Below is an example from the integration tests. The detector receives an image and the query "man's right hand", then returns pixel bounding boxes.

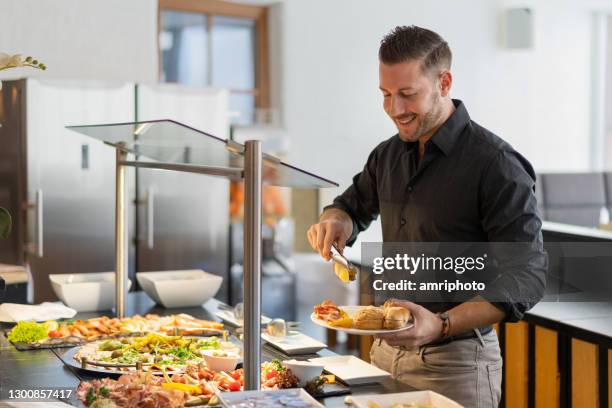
[307,208,353,261]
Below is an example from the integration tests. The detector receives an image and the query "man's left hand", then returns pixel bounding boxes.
[376,300,443,348]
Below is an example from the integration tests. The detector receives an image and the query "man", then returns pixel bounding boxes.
[307,26,546,407]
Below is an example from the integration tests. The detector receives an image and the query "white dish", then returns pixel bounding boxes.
[261,331,326,355]
[218,388,323,407]
[308,355,390,385]
[310,305,413,335]
[282,359,324,386]
[136,269,222,308]
[352,390,463,408]
[215,309,271,327]
[49,272,132,312]
[201,349,241,372]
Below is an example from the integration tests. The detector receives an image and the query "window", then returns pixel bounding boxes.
[159,0,269,125]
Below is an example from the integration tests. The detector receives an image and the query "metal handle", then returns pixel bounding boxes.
[35,190,43,257]
[26,190,44,257]
[146,187,154,249]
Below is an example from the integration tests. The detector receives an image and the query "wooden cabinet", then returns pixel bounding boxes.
[505,322,529,408]
[502,319,610,408]
[571,339,599,408]
[535,327,559,408]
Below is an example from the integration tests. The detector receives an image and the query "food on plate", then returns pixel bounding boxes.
[303,375,329,396]
[261,359,300,389]
[383,306,412,330]
[212,359,299,392]
[354,306,385,330]
[7,321,49,343]
[76,371,215,408]
[74,333,238,373]
[6,313,224,347]
[313,299,348,323]
[313,300,412,331]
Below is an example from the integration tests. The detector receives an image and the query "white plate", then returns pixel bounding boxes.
[218,388,323,407]
[308,355,390,385]
[352,391,463,408]
[215,309,271,327]
[310,305,413,335]
[261,331,327,355]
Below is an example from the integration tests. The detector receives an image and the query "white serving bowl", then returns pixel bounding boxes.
[201,349,241,372]
[283,359,325,386]
[136,269,222,308]
[49,272,132,312]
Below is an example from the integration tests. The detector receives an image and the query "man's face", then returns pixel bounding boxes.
[379,60,445,142]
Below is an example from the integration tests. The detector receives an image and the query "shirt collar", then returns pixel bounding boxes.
[429,99,471,156]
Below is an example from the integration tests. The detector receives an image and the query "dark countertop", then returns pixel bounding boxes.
[0,291,414,407]
[524,297,612,346]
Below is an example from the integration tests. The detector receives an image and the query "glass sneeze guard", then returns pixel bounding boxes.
[66,119,338,188]
[67,119,338,391]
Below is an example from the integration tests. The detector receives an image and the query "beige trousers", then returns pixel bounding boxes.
[370,330,503,408]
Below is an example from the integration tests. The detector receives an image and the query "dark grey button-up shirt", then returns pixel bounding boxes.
[327,99,547,322]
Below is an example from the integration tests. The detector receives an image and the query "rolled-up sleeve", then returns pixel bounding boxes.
[324,148,380,246]
[478,150,548,322]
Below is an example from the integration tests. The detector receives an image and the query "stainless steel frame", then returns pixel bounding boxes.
[115,147,129,318]
[243,140,262,390]
[111,140,264,388]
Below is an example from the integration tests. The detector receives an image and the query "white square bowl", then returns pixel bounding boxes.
[49,272,132,312]
[136,269,222,308]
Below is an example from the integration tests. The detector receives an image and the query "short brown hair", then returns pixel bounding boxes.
[379,25,452,75]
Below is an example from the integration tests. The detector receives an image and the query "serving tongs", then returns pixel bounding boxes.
[330,244,358,283]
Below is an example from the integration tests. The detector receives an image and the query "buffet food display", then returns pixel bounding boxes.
[2,297,462,407]
[5,313,225,349]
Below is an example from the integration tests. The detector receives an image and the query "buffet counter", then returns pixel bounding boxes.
[0,291,414,407]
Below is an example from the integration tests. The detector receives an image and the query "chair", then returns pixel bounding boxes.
[539,172,607,227]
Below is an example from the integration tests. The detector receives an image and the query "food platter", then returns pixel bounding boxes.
[60,333,241,377]
[5,313,225,350]
[311,305,413,335]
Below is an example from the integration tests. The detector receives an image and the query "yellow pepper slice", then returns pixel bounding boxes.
[162,382,202,394]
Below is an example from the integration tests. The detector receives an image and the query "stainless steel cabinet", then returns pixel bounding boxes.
[0,79,230,304]
[135,84,230,302]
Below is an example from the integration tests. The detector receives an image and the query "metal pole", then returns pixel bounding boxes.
[115,146,129,318]
[243,140,262,390]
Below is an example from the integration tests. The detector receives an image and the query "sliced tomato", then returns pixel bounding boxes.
[48,330,62,338]
[265,369,277,380]
[227,381,241,392]
[230,370,242,380]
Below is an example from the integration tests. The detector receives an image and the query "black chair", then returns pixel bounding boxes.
[539,172,607,227]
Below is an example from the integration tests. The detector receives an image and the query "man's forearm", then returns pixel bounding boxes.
[447,297,506,336]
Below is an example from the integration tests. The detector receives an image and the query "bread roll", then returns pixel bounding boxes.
[354,306,385,330]
[383,306,411,329]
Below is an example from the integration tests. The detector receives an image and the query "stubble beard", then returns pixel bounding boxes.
[398,91,444,142]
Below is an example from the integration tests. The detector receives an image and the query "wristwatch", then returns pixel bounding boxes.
[438,311,451,339]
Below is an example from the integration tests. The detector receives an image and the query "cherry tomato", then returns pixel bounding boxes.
[230,371,241,380]
[227,381,241,392]
[48,330,61,338]
[265,369,277,380]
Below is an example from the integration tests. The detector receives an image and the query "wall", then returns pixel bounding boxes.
[270,0,612,234]
[0,0,158,83]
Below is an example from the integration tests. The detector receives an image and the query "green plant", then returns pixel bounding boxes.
[0,207,11,239]
[0,53,46,91]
